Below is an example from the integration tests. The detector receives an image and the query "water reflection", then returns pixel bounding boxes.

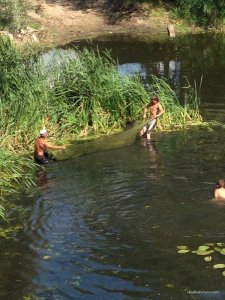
[67,32,225,122]
[140,138,157,157]
[36,168,48,187]
[118,59,182,91]
[118,62,147,79]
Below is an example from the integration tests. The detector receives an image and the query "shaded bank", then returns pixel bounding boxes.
[28,0,202,47]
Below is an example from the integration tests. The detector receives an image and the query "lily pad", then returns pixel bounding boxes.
[196,250,214,256]
[197,245,210,252]
[217,243,225,247]
[204,256,212,262]
[213,264,225,269]
[214,246,222,252]
[42,255,50,260]
[177,246,188,250]
[219,248,225,255]
[204,243,215,247]
[165,284,174,288]
[178,249,190,254]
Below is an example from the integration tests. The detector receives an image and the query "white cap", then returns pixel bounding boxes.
[39,129,47,136]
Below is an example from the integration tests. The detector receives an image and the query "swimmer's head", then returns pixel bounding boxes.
[216,179,225,189]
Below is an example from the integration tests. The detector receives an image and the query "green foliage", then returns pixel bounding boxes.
[50,48,148,133]
[175,0,225,28]
[0,0,30,32]
[149,75,202,130]
[113,0,225,28]
[177,242,225,277]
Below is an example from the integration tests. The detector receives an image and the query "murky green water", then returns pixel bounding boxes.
[2,33,225,299]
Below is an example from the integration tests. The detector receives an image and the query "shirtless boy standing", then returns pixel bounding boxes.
[139,96,164,141]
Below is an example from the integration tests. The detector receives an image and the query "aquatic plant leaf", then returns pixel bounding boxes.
[217,243,225,247]
[42,256,50,260]
[178,249,189,254]
[197,245,210,252]
[213,264,225,269]
[219,248,225,255]
[0,232,7,238]
[222,271,225,276]
[165,284,174,288]
[177,246,188,250]
[196,250,214,256]
[204,243,214,246]
[214,246,222,252]
[204,256,212,262]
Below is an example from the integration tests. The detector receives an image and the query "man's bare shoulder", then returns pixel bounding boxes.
[215,188,225,199]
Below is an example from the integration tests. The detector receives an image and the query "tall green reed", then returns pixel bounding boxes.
[47,48,149,135]
[149,75,202,131]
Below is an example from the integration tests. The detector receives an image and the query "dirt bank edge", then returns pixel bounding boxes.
[28,1,203,47]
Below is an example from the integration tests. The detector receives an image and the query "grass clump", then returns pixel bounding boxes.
[0,0,31,32]
[149,75,202,131]
[172,0,225,29]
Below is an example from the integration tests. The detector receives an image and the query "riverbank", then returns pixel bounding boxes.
[28,0,202,46]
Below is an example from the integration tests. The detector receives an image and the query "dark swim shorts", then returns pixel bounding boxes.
[34,152,57,164]
[34,154,49,164]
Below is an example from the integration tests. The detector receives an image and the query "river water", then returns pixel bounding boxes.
[2,33,225,300]
[70,32,225,122]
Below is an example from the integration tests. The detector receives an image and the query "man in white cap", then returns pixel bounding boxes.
[34,129,66,164]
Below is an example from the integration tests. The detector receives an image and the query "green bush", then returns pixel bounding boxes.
[175,0,225,27]
[0,0,30,32]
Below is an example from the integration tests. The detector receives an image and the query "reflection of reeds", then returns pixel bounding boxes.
[0,38,203,220]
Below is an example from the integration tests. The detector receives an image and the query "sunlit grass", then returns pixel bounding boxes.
[149,75,202,131]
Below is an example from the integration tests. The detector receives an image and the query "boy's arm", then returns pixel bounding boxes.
[45,141,65,150]
[156,103,164,118]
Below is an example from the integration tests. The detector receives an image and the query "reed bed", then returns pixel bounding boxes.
[149,75,202,131]
[0,37,203,220]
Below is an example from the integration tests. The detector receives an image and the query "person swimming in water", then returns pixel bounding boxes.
[214,179,225,200]
[139,96,164,142]
[34,129,66,164]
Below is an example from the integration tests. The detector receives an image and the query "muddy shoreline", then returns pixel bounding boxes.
[28,0,200,47]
